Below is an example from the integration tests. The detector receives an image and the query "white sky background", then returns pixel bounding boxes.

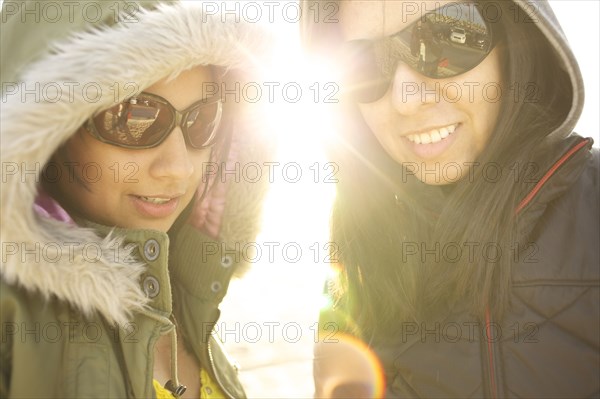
[551,0,600,144]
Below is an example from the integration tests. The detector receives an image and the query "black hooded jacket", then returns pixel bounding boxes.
[311,0,599,397]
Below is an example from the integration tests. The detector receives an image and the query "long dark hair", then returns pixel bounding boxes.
[302,0,573,338]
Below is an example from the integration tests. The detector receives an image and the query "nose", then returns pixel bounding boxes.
[149,127,195,181]
[389,62,438,116]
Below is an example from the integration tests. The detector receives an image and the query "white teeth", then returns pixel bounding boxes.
[140,196,170,204]
[406,124,457,144]
[420,133,432,144]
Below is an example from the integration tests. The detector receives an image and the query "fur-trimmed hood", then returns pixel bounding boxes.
[1,0,272,325]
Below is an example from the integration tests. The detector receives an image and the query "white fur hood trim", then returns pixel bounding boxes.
[0,1,271,325]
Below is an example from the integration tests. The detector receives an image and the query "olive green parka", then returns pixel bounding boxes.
[0,1,273,397]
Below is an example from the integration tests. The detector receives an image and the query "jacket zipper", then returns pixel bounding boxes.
[484,137,591,399]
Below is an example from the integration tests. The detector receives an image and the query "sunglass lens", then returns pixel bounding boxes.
[346,2,494,103]
[386,2,493,79]
[184,101,221,149]
[93,98,172,147]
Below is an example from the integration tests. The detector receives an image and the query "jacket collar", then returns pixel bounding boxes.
[78,218,174,317]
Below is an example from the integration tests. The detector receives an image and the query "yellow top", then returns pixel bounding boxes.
[153,369,226,398]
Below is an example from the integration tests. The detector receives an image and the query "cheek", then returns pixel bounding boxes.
[461,84,502,146]
[480,96,502,137]
[193,148,212,170]
[189,148,214,185]
[64,132,126,174]
[59,133,143,201]
[460,49,503,148]
[358,102,390,141]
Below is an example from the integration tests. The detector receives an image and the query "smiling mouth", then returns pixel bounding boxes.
[139,196,171,204]
[135,195,181,205]
[405,124,458,144]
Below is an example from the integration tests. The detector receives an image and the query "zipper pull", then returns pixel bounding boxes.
[164,380,187,398]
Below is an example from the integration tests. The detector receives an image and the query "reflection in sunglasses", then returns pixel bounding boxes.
[102,101,161,144]
[340,2,496,103]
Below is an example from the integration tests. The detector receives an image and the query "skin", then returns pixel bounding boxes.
[340,0,503,185]
[314,335,384,398]
[154,333,201,398]
[50,66,215,232]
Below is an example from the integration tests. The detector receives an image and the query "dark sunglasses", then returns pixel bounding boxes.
[340,1,499,103]
[85,92,222,149]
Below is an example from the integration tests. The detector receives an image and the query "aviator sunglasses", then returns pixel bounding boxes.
[85,92,222,149]
[340,1,499,103]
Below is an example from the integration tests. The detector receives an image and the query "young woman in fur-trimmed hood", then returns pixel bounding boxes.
[1,1,272,398]
[302,0,599,397]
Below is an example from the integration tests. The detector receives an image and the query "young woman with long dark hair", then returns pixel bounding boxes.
[302,0,599,397]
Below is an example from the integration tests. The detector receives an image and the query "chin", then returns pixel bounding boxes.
[417,175,460,186]
[124,218,176,233]
[148,220,176,233]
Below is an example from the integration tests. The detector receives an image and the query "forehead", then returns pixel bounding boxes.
[339,0,463,40]
[144,66,214,110]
